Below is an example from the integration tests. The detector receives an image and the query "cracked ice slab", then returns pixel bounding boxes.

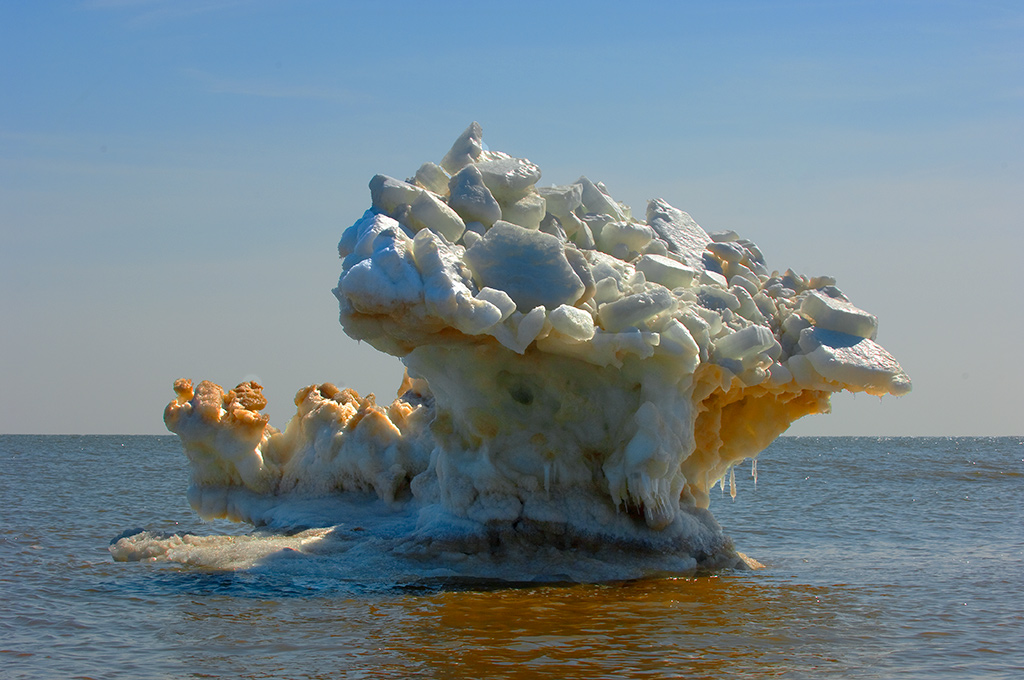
[798,327,911,396]
[646,198,712,269]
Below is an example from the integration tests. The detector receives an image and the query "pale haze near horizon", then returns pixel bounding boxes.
[1,1,1021,436]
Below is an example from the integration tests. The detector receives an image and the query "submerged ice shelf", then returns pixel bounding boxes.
[139,124,910,581]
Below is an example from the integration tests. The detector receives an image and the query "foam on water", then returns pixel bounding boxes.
[114,124,910,582]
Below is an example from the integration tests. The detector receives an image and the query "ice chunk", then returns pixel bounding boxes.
[406,190,466,243]
[646,198,712,269]
[570,222,596,250]
[577,176,626,221]
[707,241,746,264]
[463,221,585,311]
[339,229,422,315]
[440,121,485,174]
[448,164,502,227]
[644,238,670,257]
[475,287,517,322]
[713,325,776,364]
[767,361,793,386]
[563,247,596,304]
[657,319,700,359]
[369,174,423,215]
[597,285,675,332]
[697,285,740,312]
[489,306,548,353]
[730,272,760,297]
[537,184,583,217]
[410,229,503,334]
[593,276,623,305]
[338,211,413,269]
[596,221,655,255]
[731,286,766,324]
[587,250,634,288]
[800,290,878,340]
[500,191,546,230]
[798,327,911,396]
[475,156,542,200]
[753,291,777,319]
[699,269,728,288]
[725,261,760,287]
[634,254,697,290]
[462,230,481,248]
[413,162,450,196]
[549,304,596,341]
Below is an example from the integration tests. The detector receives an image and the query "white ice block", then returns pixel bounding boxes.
[713,324,776,364]
[489,306,549,354]
[500,191,546,230]
[338,211,412,268]
[549,304,596,341]
[657,319,700,358]
[475,156,542,200]
[597,285,675,332]
[798,327,911,396]
[406,190,466,243]
[537,184,583,217]
[440,121,485,174]
[596,220,655,255]
[577,176,627,221]
[413,162,450,196]
[475,287,517,322]
[464,221,584,312]
[448,164,502,227]
[707,241,745,263]
[340,230,422,315]
[646,198,712,269]
[800,290,878,340]
[698,269,728,288]
[635,254,697,290]
[369,174,424,215]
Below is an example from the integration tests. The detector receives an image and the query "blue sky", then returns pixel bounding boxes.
[2,0,1021,434]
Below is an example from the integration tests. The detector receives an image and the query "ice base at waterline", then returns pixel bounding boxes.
[117,123,910,581]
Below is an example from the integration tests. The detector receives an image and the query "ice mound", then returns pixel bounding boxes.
[151,123,910,581]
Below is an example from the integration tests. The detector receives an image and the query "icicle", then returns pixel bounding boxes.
[719,473,726,493]
[729,466,737,500]
[543,461,551,495]
[752,458,758,487]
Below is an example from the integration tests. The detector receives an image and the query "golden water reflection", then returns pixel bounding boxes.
[169,571,887,678]
[383,574,865,678]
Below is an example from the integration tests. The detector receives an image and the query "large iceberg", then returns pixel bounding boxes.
[143,124,910,581]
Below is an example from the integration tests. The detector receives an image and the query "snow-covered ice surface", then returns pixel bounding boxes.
[125,124,911,582]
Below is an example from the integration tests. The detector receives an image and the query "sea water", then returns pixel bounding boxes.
[1,435,1021,679]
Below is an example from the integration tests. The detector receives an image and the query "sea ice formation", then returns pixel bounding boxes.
[146,123,911,580]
